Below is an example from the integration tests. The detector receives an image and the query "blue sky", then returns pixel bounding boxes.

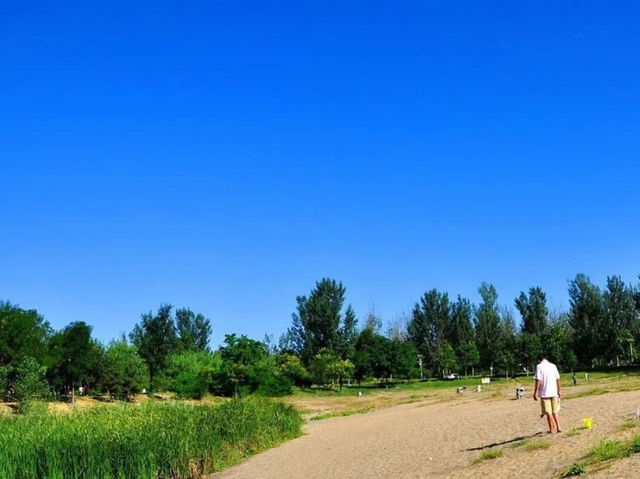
[2,1,639,346]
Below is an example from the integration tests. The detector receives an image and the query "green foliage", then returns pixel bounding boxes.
[0,301,51,366]
[587,439,630,462]
[474,283,501,370]
[408,289,450,372]
[175,308,212,352]
[168,351,222,398]
[474,448,503,463]
[515,287,549,336]
[275,354,310,386]
[561,463,586,477]
[0,398,302,479]
[130,304,177,391]
[99,341,149,400]
[433,343,457,375]
[12,356,48,413]
[46,322,104,394]
[457,341,479,376]
[292,278,356,364]
[603,275,638,365]
[216,334,277,396]
[569,274,606,367]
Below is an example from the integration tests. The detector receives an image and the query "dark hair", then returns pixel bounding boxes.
[537,355,546,362]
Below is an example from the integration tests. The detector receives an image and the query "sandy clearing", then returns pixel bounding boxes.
[209,388,640,479]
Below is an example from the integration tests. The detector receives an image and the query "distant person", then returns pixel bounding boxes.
[533,355,562,434]
[572,372,577,386]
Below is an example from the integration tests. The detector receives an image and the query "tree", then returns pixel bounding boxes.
[274,353,310,386]
[12,356,48,413]
[130,304,177,391]
[497,309,518,378]
[46,321,104,394]
[337,305,358,360]
[474,283,501,371]
[603,276,638,365]
[175,308,212,352]
[309,349,354,389]
[0,301,50,366]
[458,341,479,377]
[216,334,271,396]
[100,341,149,400]
[292,278,355,364]
[448,296,474,354]
[433,343,458,376]
[515,287,549,336]
[568,274,605,367]
[408,289,450,372]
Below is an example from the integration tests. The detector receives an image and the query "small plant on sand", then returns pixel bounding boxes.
[617,419,638,432]
[561,463,586,477]
[525,439,551,451]
[474,449,503,463]
[509,439,529,448]
[587,439,630,462]
[565,428,582,437]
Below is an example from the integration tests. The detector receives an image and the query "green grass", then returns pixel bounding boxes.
[565,428,582,437]
[587,439,631,463]
[562,387,608,400]
[310,407,372,420]
[293,376,510,397]
[509,439,529,448]
[561,463,586,477]
[0,397,302,479]
[473,449,503,463]
[524,439,551,451]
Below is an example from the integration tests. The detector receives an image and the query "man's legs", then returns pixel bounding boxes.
[552,413,562,433]
[545,413,555,433]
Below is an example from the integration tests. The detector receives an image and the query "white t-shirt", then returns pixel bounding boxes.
[534,359,560,398]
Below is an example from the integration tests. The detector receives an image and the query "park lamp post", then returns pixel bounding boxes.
[418,355,423,381]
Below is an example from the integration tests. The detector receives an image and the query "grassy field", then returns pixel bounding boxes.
[287,369,640,419]
[0,397,302,479]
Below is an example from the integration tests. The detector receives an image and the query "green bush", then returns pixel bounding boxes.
[257,374,293,397]
[0,397,302,479]
[175,371,208,399]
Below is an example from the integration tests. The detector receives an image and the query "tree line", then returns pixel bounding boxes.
[2,273,639,410]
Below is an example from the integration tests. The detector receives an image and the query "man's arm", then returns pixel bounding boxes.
[557,378,562,398]
[533,379,540,401]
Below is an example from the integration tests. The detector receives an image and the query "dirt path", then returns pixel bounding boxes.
[210,388,640,479]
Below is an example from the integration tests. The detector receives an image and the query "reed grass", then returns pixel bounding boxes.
[0,397,301,479]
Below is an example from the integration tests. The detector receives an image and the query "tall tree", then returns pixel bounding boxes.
[292,278,354,363]
[603,275,638,365]
[474,283,501,370]
[99,341,149,400]
[337,305,358,360]
[408,289,450,371]
[46,321,104,393]
[515,287,549,336]
[0,301,51,366]
[130,304,177,391]
[568,274,605,367]
[175,308,212,352]
[448,296,474,351]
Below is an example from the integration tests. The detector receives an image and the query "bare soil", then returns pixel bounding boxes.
[209,385,640,479]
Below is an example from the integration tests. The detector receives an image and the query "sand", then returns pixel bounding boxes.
[209,387,640,479]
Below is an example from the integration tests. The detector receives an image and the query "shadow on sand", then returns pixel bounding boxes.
[464,431,545,451]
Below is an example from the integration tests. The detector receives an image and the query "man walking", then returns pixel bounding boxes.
[533,355,562,433]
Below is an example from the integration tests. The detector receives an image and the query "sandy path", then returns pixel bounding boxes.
[210,389,640,479]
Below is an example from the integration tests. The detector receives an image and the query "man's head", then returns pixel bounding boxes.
[537,355,547,363]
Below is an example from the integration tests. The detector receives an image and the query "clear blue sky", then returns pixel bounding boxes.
[2,1,639,346]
